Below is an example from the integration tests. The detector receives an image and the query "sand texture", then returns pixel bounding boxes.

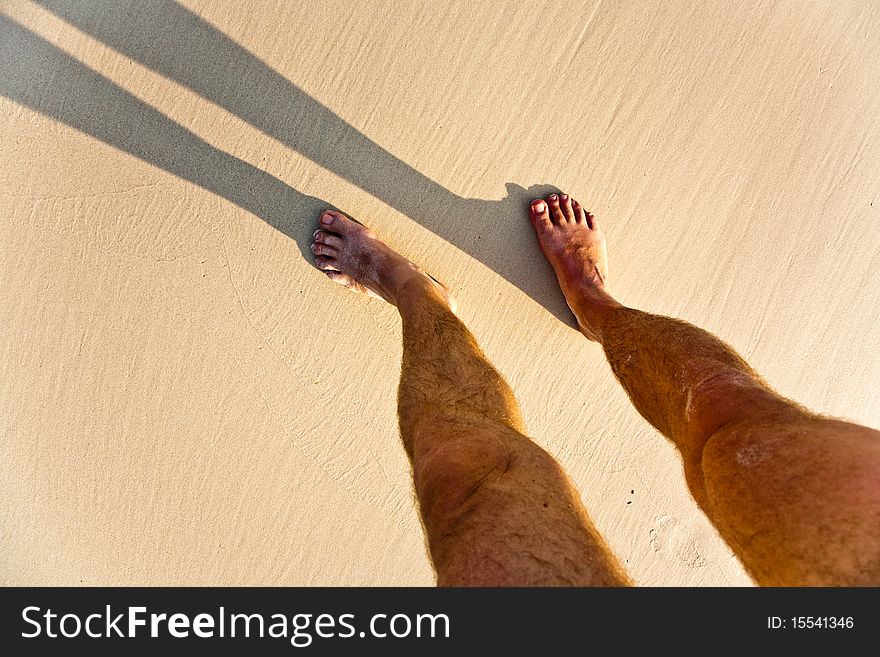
[2,0,879,585]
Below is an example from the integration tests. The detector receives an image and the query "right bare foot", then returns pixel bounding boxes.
[529,193,621,340]
[311,210,455,311]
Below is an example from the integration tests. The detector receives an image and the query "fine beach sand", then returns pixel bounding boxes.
[2,0,879,586]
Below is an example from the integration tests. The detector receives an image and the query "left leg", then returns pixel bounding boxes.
[312,210,629,586]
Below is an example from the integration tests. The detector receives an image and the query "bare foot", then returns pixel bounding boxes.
[311,210,455,310]
[529,193,620,340]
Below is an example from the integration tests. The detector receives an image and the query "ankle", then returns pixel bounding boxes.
[394,271,448,309]
[568,286,623,342]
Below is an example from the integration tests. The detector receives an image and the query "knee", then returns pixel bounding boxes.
[410,417,514,525]
[683,366,792,450]
[694,404,818,515]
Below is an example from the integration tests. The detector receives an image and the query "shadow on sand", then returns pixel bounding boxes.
[1,1,573,324]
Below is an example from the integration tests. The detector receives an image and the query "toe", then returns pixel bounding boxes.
[313,230,343,249]
[547,194,564,224]
[324,271,348,284]
[572,198,587,224]
[530,199,551,229]
[320,210,361,235]
[313,256,339,271]
[311,242,339,257]
[572,199,596,229]
[559,194,575,222]
[585,209,597,230]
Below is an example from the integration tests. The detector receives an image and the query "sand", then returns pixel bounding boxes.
[1,0,879,586]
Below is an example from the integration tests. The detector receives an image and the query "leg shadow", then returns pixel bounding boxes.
[0,16,325,259]
[14,3,576,324]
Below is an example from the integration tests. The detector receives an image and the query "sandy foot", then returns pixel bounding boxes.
[312,210,455,310]
[529,193,617,339]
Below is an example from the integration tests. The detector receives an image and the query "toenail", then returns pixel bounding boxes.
[533,201,546,213]
[549,194,557,200]
[320,213,333,225]
[561,194,568,200]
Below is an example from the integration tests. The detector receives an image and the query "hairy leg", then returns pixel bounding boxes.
[530,193,880,586]
[312,210,629,586]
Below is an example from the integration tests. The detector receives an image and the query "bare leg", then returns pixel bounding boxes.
[312,210,629,586]
[530,193,880,586]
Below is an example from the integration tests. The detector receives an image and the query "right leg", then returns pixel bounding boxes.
[530,193,880,586]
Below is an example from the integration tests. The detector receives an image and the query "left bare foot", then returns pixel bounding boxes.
[311,210,455,309]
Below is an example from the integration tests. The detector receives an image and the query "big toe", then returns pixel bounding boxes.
[319,210,362,235]
[530,199,551,230]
